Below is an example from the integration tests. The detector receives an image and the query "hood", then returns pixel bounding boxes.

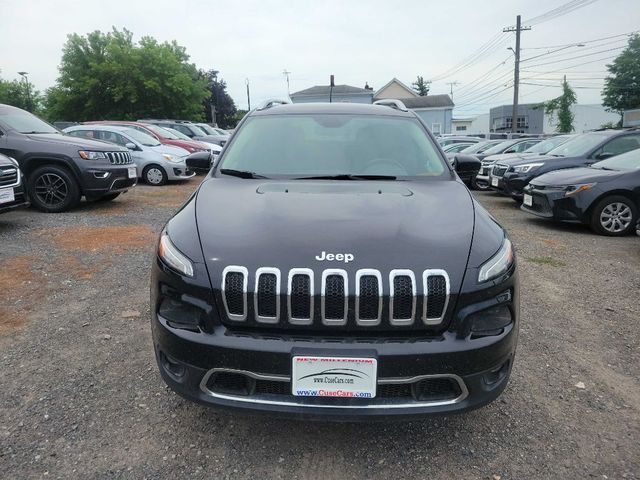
[164,139,207,151]
[149,144,190,157]
[531,167,625,186]
[484,152,538,163]
[195,178,476,294]
[26,133,127,152]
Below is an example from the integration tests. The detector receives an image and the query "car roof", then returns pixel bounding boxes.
[68,124,137,134]
[250,102,416,118]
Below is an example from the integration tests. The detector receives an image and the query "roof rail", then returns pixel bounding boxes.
[256,99,291,111]
[373,99,408,112]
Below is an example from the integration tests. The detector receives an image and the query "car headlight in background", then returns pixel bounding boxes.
[512,163,543,173]
[564,183,596,197]
[158,233,194,277]
[478,237,514,283]
[78,150,107,160]
[162,154,182,163]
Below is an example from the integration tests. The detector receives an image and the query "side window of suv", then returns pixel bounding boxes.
[174,125,193,137]
[593,134,640,159]
[96,131,128,146]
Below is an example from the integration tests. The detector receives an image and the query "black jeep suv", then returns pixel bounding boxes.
[0,104,137,212]
[151,100,519,420]
[0,152,29,214]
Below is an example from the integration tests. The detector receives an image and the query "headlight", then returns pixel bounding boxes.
[7,156,19,167]
[158,233,194,277]
[162,154,182,163]
[478,237,514,283]
[512,163,543,173]
[78,150,107,160]
[564,183,596,197]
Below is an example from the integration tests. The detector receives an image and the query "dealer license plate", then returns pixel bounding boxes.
[524,193,533,207]
[0,188,15,205]
[128,166,137,179]
[292,356,377,398]
[491,177,499,187]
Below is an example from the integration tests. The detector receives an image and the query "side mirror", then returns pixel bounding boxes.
[185,151,214,172]
[453,154,481,175]
[504,148,516,153]
[125,142,138,150]
[596,152,613,160]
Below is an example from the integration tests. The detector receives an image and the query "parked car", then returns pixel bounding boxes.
[459,140,504,155]
[437,136,481,147]
[489,129,640,200]
[475,136,571,190]
[0,104,136,212]
[150,100,519,419]
[64,125,194,186]
[521,147,640,236]
[0,153,29,214]
[192,123,231,145]
[442,142,476,153]
[185,151,214,173]
[138,119,227,146]
[84,121,211,154]
[473,138,543,190]
[162,127,223,157]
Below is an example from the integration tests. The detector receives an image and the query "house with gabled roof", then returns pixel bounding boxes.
[373,78,419,101]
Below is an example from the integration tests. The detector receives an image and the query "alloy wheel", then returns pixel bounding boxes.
[600,202,632,233]
[34,173,69,207]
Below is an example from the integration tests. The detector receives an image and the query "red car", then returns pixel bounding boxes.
[83,121,209,153]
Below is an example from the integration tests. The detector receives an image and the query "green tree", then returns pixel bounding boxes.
[199,69,237,128]
[602,34,640,118]
[45,28,209,122]
[0,72,41,113]
[544,77,577,133]
[412,76,431,96]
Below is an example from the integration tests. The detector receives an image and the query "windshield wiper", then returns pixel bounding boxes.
[219,168,268,179]
[294,174,397,180]
[22,131,54,134]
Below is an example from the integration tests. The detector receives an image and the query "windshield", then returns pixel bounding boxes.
[219,115,447,178]
[0,110,58,134]
[164,127,191,140]
[214,128,228,135]
[592,148,640,170]
[482,140,517,155]
[461,141,500,154]
[145,124,179,140]
[196,123,217,135]
[524,136,571,154]
[123,128,161,146]
[547,133,607,157]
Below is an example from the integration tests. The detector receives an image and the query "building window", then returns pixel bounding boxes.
[517,116,527,128]
[456,125,467,131]
[431,123,441,134]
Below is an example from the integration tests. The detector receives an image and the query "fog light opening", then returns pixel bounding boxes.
[159,297,202,332]
[469,304,513,338]
[483,359,510,386]
[159,351,186,379]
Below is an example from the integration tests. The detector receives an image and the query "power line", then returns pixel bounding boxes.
[524,0,600,26]
[524,46,624,68]
[521,38,627,63]
[521,30,638,50]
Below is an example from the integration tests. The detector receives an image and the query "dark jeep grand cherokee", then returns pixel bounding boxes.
[0,104,137,212]
[151,101,519,420]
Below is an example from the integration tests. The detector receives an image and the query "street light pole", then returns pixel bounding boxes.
[18,71,32,112]
[246,78,251,110]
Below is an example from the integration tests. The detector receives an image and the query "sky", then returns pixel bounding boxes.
[0,0,638,118]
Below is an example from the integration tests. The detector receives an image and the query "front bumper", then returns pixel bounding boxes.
[520,185,592,223]
[78,161,138,197]
[490,172,531,199]
[0,179,29,214]
[166,162,196,181]
[151,257,519,420]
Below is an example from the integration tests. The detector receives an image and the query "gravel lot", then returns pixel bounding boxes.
[1,178,638,479]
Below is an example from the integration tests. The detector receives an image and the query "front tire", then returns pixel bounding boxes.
[28,165,81,213]
[143,165,168,186]
[590,195,637,236]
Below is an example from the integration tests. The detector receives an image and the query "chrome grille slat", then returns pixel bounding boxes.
[106,151,133,165]
[0,167,19,187]
[254,267,280,324]
[422,270,450,325]
[321,269,348,326]
[222,266,248,321]
[355,269,382,326]
[288,268,314,325]
[389,270,416,326]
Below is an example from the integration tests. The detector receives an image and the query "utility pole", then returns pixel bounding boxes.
[329,75,335,103]
[18,71,32,112]
[503,15,530,133]
[282,69,291,96]
[446,81,459,101]
[246,78,251,110]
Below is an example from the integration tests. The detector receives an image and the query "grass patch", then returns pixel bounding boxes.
[525,256,566,267]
